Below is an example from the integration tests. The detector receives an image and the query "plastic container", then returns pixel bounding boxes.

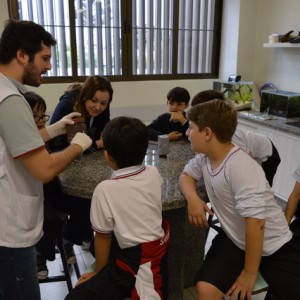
[66,117,86,143]
[158,134,169,158]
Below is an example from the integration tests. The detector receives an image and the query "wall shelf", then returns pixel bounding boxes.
[263,42,300,48]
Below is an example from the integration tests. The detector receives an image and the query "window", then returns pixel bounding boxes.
[9,0,222,82]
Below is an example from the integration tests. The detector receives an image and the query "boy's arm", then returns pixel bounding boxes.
[179,172,212,227]
[76,232,112,286]
[147,115,168,140]
[285,181,300,224]
[226,217,265,300]
[169,111,187,125]
[94,231,113,273]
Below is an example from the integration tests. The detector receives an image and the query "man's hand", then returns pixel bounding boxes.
[226,269,257,300]
[70,132,92,152]
[46,112,81,138]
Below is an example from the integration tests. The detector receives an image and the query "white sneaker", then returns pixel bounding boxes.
[80,241,91,251]
[37,255,48,280]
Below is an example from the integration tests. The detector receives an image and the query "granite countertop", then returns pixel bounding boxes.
[238,111,300,137]
[59,139,207,211]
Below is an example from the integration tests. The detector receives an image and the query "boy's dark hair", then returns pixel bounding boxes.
[188,99,237,143]
[167,87,190,104]
[74,76,113,117]
[102,117,149,169]
[0,19,56,64]
[191,90,224,106]
[23,91,47,112]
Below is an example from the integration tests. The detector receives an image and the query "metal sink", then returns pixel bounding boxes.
[285,121,300,128]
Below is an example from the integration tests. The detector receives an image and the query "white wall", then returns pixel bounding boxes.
[2,0,300,117]
[218,0,240,79]
[254,0,300,93]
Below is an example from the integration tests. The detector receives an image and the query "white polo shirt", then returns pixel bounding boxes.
[292,164,300,183]
[91,164,164,249]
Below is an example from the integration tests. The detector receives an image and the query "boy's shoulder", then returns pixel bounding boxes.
[98,165,160,186]
[152,112,170,120]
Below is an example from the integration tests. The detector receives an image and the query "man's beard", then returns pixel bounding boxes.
[23,62,42,87]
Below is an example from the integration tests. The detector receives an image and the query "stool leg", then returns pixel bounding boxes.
[73,261,81,279]
[56,237,73,292]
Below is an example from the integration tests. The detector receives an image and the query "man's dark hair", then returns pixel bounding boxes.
[102,117,149,169]
[191,90,224,106]
[0,19,57,64]
[167,87,190,104]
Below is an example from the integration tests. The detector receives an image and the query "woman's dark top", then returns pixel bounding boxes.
[147,112,189,141]
[48,90,110,152]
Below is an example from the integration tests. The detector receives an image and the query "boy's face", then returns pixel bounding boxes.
[32,105,48,130]
[167,100,188,112]
[186,121,206,154]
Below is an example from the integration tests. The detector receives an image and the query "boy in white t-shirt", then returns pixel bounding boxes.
[66,116,170,300]
[179,100,300,299]
[191,89,281,186]
[285,164,300,233]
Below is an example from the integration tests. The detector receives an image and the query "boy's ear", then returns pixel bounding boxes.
[204,127,213,139]
[104,150,118,169]
[104,150,113,162]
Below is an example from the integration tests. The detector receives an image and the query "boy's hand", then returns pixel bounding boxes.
[75,271,97,286]
[170,111,187,124]
[168,131,182,141]
[226,269,257,300]
[187,196,212,228]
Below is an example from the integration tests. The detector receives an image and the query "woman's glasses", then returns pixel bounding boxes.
[34,114,50,122]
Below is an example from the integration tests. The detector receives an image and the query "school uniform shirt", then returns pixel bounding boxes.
[292,164,300,183]
[91,165,164,248]
[91,164,168,299]
[233,127,272,164]
[183,145,292,256]
[0,73,45,247]
[292,164,300,218]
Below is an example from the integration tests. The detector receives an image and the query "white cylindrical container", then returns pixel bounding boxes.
[158,134,169,157]
[268,34,279,43]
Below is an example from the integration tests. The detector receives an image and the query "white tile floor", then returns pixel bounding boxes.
[39,245,94,300]
[39,235,267,300]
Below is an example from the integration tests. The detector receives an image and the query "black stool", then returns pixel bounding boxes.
[39,234,81,292]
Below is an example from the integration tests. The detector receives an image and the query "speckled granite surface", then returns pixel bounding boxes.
[59,139,208,210]
[238,111,300,136]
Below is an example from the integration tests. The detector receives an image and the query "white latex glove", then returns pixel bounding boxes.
[46,112,81,139]
[70,132,92,153]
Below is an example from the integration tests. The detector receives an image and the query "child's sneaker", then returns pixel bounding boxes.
[64,242,76,264]
[37,255,48,280]
[80,240,91,251]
